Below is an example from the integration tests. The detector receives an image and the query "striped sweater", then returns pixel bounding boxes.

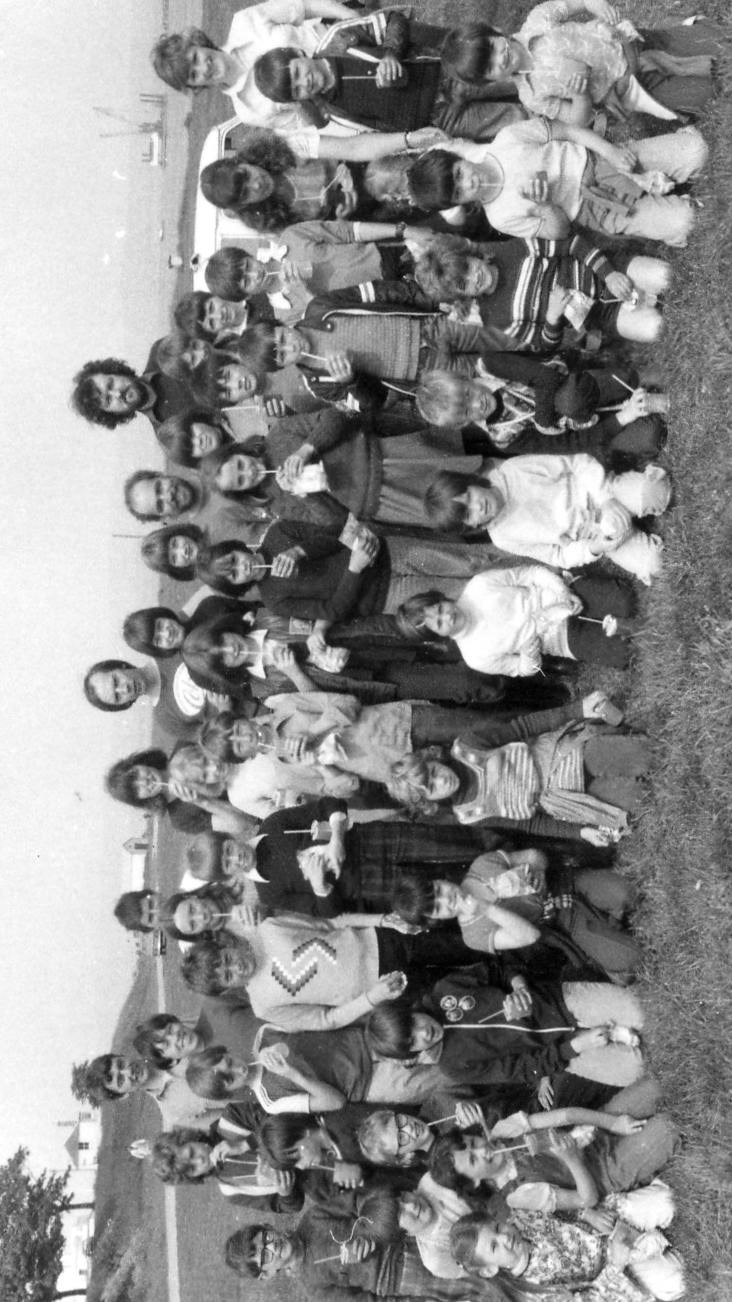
[476,233,615,351]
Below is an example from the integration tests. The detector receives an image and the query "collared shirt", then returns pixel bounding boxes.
[224,0,332,132]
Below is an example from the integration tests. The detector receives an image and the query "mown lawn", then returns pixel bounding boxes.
[91,2,732,1300]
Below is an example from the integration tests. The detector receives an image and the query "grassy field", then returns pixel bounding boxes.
[88,1,732,1300]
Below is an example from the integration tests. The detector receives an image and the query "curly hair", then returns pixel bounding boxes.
[180,933,252,995]
[185,1044,252,1099]
[386,748,449,816]
[413,234,485,301]
[132,1012,180,1064]
[71,358,139,430]
[83,659,137,712]
[201,131,300,232]
[151,27,218,92]
[152,1127,214,1184]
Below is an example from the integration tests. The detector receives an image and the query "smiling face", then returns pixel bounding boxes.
[218,364,259,405]
[234,252,269,294]
[425,760,461,802]
[174,896,218,936]
[214,454,265,494]
[222,838,256,876]
[458,257,499,299]
[250,1228,297,1279]
[420,599,466,639]
[484,35,522,79]
[167,534,199,570]
[177,1139,214,1179]
[185,45,230,89]
[202,296,246,335]
[451,157,504,205]
[153,616,185,652]
[234,165,275,207]
[91,666,146,708]
[219,632,255,670]
[452,1136,509,1188]
[213,547,262,585]
[273,325,304,368]
[189,421,222,458]
[153,1020,203,1060]
[427,879,465,921]
[131,765,165,801]
[289,55,335,100]
[472,1219,527,1275]
[129,475,196,520]
[409,1012,444,1054]
[213,945,257,989]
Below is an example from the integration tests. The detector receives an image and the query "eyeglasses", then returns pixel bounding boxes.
[255,1228,277,1270]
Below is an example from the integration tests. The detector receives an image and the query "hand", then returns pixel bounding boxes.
[605,270,636,302]
[522,174,549,204]
[503,988,533,1021]
[341,1236,375,1265]
[571,1025,610,1054]
[263,396,288,418]
[367,970,408,1005]
[236,903,263,928]
[582,1206,615,1234]
[537,1076,555,1109]
[167,779,206,804]
[381,911,423,934]
[619,389,650,423]
[307,630,328,658]
[325,351,354,382]
[270,642,297,673]
[281,453,309,482]
[490,1112,530,1140]
[272,1168,296,1195]
[349,533,380,572]
[612,1114,647,1136]
[455,1101,486,1131]
[407,126,449,149]
[257,1044,291,1074]
[549,1130,578,1156]
[601,141,637,173]
[332,1160,364,1189]
[280,734,315,765]
[564,71,588,93]
[581,689,611,720]
[310,645,351,673]
[546,284,572,323]
[335,190,359,219]
[580,825,620,847]
[271,548,301,579]
[376,53,403,87]
[316,731,348,767]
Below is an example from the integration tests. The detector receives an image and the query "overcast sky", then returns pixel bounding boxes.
[0,0,202,1173]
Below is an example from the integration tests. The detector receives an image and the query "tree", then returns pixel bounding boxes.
[0,1148,71,1302]
[70,1063,95,1107]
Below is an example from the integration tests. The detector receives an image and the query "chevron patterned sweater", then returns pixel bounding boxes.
[245,917,380,1031]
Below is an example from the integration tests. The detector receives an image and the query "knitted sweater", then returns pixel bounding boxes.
[244,916,380,1030]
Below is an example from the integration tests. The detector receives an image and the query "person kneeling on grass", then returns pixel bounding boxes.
[425,454,671,586]
[152,1119,300,1208]
[394,845,640,985]
[396,566,637,679]
[450,1196,684,1300]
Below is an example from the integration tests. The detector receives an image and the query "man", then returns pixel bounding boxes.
[152,0,358,133]
[71,344,195,433]
[83,658,160,712]
[71,1054,222,1127]
[123,471,205,523]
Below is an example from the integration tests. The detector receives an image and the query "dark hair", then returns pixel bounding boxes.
[395,590,450,642]
[77,1055,119,1105]
[425,470,488,532]
[408,150,462,213]
[193,348,264,411]
[253,46,300,103]
[393,874,438,926]
[162,881,238,941]
[235,323,278,376]
[153,332,209,382]
[201,131,298,232]
[114,889,159,933]
[140,524,204,581]
[105,747,168,810]
[429,1130,476,1195]
[123,606,185,659]
[442,24,504,87]
[553,372,601,425]
[182,614,259,697]
[257,1113,315,1169]
[174,291,217,340]
[196,539,257,599]
[71,358,139,430]
[354,1183,403,1246]
[364,1000,417,1063]
[204,246,251,300]
[151,27,218,92]
[185,1044,248,1099]
[83,659,136,712]
[199,438,268,501]
[225,1225,273,1279]
[152,1127,215,1184]
[186,829,227,880]
[180,933,251,995]
[132,1012,180,1064]
[157,409,232,468]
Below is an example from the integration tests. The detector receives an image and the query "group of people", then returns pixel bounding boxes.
[71,1,728,1297]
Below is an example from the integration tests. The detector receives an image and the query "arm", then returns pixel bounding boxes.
[316,126,450,163]
[303,0,358,18]
[486,903,541,951]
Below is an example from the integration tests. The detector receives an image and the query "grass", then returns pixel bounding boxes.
[89,1,732,1299]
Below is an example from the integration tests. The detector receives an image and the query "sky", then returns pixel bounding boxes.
[0,0,202,1173]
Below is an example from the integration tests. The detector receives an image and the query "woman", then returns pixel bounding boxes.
[200,131,372,231]
[387,690,652,848]
[396,566,637,677]
[157,408,234,469]
[140,523,205,581]
[123,596,259,660]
